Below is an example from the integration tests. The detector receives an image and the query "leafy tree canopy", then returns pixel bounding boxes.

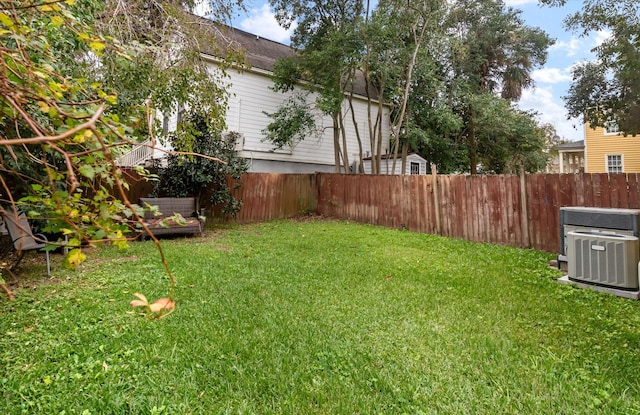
[263,0,553,174]
[472,96,549,173]
[91,0,246,140]
[448,0,552,100]
[540,0,640,134]
[431,0,553,174]
[0,0,246,305]
[262,93,318,150]
[1,0,247,244]
[154,108,248,216]
[0,0,142,252]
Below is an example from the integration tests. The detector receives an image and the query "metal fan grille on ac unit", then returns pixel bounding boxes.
[567,231,639,290]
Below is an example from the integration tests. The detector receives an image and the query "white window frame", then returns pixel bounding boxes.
[604,120,620,135]
[606,154,623,173]
[162,113,169,134]
[410,162,420,175]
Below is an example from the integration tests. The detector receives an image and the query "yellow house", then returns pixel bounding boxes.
[585,122,640,173]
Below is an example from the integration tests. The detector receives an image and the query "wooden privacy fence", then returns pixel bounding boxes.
[119,171,318,222]
[223,174,318,223]
[123,170,640,254]
[223,172,640,254]
[315,173,529,248]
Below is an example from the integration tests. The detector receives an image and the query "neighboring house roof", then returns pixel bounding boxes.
[555,140,584,151]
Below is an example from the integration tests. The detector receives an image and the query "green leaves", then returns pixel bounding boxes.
[262,93,318,150]
[154,108,248,217]
[78,165,96,180]
[470,95,548,173]
[0,1,155,268]
[556,0,640,134]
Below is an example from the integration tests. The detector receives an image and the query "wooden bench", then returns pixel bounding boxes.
[139,197,203,238]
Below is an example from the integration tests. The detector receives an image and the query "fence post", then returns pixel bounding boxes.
[431,163,442,235]
[519,166,531,248]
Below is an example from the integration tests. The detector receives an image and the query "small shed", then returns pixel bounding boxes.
[361,153,428,175]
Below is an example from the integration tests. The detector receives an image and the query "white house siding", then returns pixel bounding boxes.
[157,60,390,173]
[218,62,390,173]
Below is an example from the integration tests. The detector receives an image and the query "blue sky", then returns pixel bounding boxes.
[230,0,605,142]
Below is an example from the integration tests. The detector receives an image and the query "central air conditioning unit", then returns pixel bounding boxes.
[567,230,640,290]
[558,207,640,265]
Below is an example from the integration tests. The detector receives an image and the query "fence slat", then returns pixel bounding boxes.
[470,176,481,243]
[544,174,561,253]
[629,174,640,208]
[610,174,628,208]
[508,175,522,247]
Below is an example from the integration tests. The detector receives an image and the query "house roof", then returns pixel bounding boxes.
[555,140,584,151]
[206,25,295,73]
[195,17,375,98]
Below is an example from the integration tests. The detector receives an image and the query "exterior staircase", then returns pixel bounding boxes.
[115,140,155,167]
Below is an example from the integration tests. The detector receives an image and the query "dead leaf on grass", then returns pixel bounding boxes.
[148,298,174,313]
[130,292,176,319]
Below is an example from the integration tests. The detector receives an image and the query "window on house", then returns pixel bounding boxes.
[605,120,620,135]
[162,114,169,134]
[176,106,186,126]
[410,162,420,175]
[607,154,623,173]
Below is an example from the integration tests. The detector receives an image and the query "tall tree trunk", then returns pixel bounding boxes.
[401,141,409,175]
[390,20,428,176]
[332,113,341,173]
[364,75,386,175]
[375,100,384,174]
[391,133,400,174]
[363,42,376,174]
[339,110,350,173]
[469,117,478,175]
[348,95,364,173]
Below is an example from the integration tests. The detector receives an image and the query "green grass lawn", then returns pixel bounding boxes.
[2,219,640,414]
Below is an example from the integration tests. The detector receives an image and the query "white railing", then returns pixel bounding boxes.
[115,140,154,167]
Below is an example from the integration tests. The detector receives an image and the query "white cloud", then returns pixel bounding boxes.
[549,37,582,57]
[503,0,537,5]
[532,67,572,84]
[192,0,210,17]
[592,29,612,47]
[517,86,583,141]
[239,4,296,44]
